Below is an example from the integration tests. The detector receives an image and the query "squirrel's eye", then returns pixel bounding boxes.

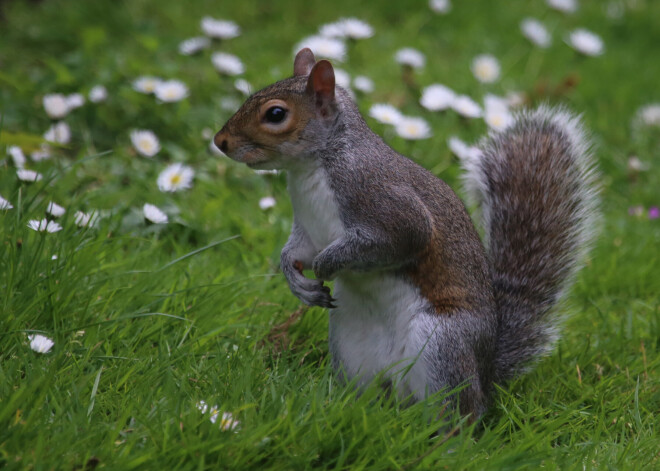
[264,106,287,124]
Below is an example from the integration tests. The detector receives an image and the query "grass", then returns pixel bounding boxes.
[1,0,659,469]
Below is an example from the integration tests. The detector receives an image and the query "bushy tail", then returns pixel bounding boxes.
[461,106,599,382]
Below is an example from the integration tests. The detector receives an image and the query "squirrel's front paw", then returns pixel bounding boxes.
[312,255,337,281]
[288,276,336,309]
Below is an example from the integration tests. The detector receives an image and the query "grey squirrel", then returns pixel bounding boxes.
[214,48,599,418]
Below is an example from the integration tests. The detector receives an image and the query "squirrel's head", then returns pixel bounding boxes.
[214,48,339,170]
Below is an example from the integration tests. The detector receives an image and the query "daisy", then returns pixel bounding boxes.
[318,22,345,38]
[627,156,649,172]
[429,0,451,14]
[46,201,66,217]
[395,116,432,140]
[28,218,62,233]
[567,29,604,56]
[74,211,97,227]
[637,104,660,126]
[0,195,13,210]
[132,76,162,94]
[88,85,108,103]
[220,97,240,112]
[420,84,455,111]
[17,169,43,182]
[484,105,513,131]
[471,54,500,83]
[31,145,52,162]
[196,400,209,414]
[211,52,245,76]
[157,163,194,192]
[520,18,551,48]
[43,94,70,119]
[333,68,351,89]
[547,0,577,13]
[44,121,71,145]
[294,36,346,62]
[130,130,160,157]
[178,36,210,55]
[448,136,482,162]
[506,91,526,108]
[143,203,168,224]
[336,18,374,39]
[66,93,85,109]
[28,334,54,353]
[154,80,189,102]
[234,78,251,96]
[217,412,240,432]
[395,48,425,69]
[369,104,404,125]
[353,76,374,93]
[200,17,241,39]
[451,95,483,118]
[259,196,276,210]
[8,146,26,168]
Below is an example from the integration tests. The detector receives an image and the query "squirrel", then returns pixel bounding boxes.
[214,48,599,418]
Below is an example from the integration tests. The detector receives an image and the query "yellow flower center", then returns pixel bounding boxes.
[170,174,182,186]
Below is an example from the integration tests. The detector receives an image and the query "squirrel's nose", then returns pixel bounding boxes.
[213,130,229,154]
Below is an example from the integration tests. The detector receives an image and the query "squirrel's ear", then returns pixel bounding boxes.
[306,60,336,117]
[294,48,316,76]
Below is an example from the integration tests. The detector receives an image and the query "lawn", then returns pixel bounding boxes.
[1,0,659,469]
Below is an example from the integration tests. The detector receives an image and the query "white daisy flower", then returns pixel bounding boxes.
[178,36,210,55]
[627,156,649,172]
[429,0,451,14]
[319,22,345,38]
[130,130,160,157]
[28,218,62,233]
[219,412,240,431]
[259,196,276,210]
[369,104,404,125]
[0,195,13,210]
[420,84,455,111]
[338,18,374,39]
[547,0,577,13]
[66,93,85,110]
[451,95,483,118]
[520,18,552,48]
[88,85,108,103]
[31,145,52,162]
[353,76,374,93]
[157,163,194,192]
[220,97,241,112]
[8,146,26,168]
[637,103,660,127]
[28,334,54,353]
[448,136,482,162]
[44,121,71,145]
[483,94,509,111]
[43,94,70,119]
[234,79,251,96]
[143,203,168,224]
[154,80,189,102]
[196,400,209,414]
[395,116,432,140]
[294,35,346,62]
[395,48,425,69]
[566,29,604,56]
[17,169,43,182]
[484,105,514,131]
[132,76,162,94]
[471,54,500,83]
[74,211,97,227]
[200,17,241,39]
[46,201,66,217]
[506,91,526,108]
[211,52,245,76]
[333,68,351,89]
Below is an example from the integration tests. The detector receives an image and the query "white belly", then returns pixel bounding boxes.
[329,272,439,399]
[287,163,344,251]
